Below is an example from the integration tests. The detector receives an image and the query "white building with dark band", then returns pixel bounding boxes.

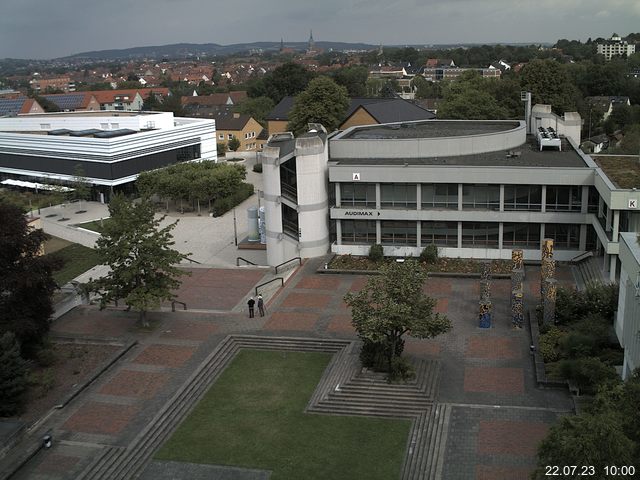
[262,105,640,282]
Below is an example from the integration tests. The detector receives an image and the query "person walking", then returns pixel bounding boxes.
[247,296,255,318]
[257,294,265,317]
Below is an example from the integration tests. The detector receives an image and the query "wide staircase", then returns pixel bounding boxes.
[77,336,450,480]
[572,254,606,290]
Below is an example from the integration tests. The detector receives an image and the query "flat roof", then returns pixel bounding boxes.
[593,156,640,189]
[331,136,588,168]
[340,120,521,140]
[16,111,161,118]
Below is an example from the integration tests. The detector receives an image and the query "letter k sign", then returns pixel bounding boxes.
[629,199,638,209]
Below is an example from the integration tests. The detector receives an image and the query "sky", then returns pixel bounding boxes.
[1,0,640,59]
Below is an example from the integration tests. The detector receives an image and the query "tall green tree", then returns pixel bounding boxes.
[343,260,452,375]
[234,96,274,127]
[227,136,241,152]
[519,59,580,114]
[0,332,29,416]
[262,62,315,104]
[332,65,368,97]
[0,202,60,356]
[287,76,349,134]
[88,194,188,327]
[438,73,509,119]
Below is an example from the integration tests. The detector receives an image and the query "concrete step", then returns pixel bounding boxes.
[310,404,419,419]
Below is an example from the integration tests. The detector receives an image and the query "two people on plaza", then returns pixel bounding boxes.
[247,294,265,318]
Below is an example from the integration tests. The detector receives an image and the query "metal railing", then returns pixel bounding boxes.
[570,251,594,264]
[236,256,257,266]
[171,300,187,312]
[184,256,202,264]
[274,257,302,274]
[255,277,284,296]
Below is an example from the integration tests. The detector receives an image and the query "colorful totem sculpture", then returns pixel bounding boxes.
[511,249,525,328]
[540,238,557,324]
[479,262,492,328]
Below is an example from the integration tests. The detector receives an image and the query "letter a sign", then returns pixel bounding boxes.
[629,199,638,209]
[352,173,361,181]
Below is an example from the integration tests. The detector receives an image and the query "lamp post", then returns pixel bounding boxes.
[233,208,238,246]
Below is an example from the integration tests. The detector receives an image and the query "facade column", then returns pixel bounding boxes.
[416,184,422,211]
[335,183,341,207]
[336,219,342,245]
[581,185,589,214]
[416,221,422,248]
[499,185,505,212]
[375,183,381,210]
[609,255,617,282]
[612,210,620,242]
[541,185,547,213]
[540,223,546,249]
[376,220,381,244]
[498,222,504,251]
[457,221,463,249]
[458,183,463,211]
[579,224,587,251]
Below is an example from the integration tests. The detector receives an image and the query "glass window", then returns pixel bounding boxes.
[282,204,298,239]
[504,185,542,211]
[381,183,417,209]
[381,221,417,245]
[421,221,458,246]
[545,223,580,249]
[546,186,581,212]
[421,184,458,209]
[279,159,297,202]
[502,223,540,248]
[341,183,376,208]
[462,185,500,210]
[462,222,499,247]
[588,186,599,214]
[341,220,377,245]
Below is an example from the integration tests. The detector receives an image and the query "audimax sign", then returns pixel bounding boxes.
[344,210,381,216]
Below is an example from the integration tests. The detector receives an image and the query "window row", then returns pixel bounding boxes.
[340,220,581,250]
[337,183,594,212]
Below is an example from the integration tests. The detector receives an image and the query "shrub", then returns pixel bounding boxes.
[539,326,566,362]
[253,163,263,173]
[419,244,438,264]
[211,182,254,217]
[35,348,57,367]
[388,356,415,383]
[558,357,618,395]
[0,332,30,417]
[216,142,227,156]
[556,284,619,324]
[368,243,384,262]
[598,348,624,366]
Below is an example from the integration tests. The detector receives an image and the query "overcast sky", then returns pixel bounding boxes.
[1,0,639,59]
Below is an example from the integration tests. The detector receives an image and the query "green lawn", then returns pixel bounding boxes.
[156,350,411,480]
[75,219,110,234]
[47,243,102,285]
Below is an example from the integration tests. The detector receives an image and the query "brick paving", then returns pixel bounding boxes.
[464,367,525,394]
[62,402,140,435]
[99,370,171,399]
[34,455,80,475]
[13,263,578,480]
[132,344,196,368]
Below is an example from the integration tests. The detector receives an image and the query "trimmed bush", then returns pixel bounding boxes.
[419,244,438,264]
[211,183,254,217]
[368,243,384,262]
[556,283,619,324]
[539,326,566,362]
[558,357,618,395]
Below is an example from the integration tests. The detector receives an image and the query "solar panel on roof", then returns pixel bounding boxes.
[93,129,137,138]
[48,129,71,135]
[0,98,26,116]
[69,129,103,137]
[43,94,84,110]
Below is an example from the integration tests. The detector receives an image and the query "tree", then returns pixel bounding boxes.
[287,76,349,134]
[227,136,241,152]
[343,260,452,377]
[438,73,509,119]
[0,332,29,417]
[532,412,635,479]
[234,96,275,128]
[71,164,91,212]
[217,141,227,156]
[519,59,580,114]
[332,65,368,97]
[88,194,188,327]
[262,62,315,103]
[0,202,60,356]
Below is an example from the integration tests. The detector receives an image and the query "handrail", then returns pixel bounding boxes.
[274,256,302,274]
[236,256,257,266]
[184,256,202,264]
[255,277,284,296]
[570,251,593,264]
[171,300,187,312]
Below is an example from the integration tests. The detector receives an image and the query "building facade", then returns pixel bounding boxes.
[597,34,636,60]
[261,107,640,284]
[0,111,216,199]
[616,232,640,379]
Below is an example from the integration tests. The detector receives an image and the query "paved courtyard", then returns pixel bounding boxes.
[6,259,575,480]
